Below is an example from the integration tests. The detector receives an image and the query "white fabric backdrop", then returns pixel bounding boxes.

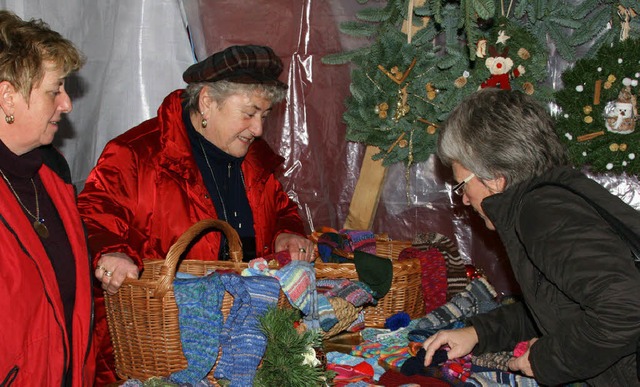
[0,0,194,187]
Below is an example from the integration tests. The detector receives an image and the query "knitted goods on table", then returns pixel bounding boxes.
[214,274,280,386]
[412,232,469,300]
[398,246,448,314]
[413,277,499,331]
[326,351,386,381]
[170,273,225,385]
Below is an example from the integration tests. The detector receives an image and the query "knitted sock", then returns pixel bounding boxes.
[215,273,251,382]
[398,247,448,314]
[340,229,376,254]
[317,278,375,307]
[216,275,280,386]
[170,273,225,385]
[318,295,338,331]
[274,260,315,316]
[412,232,469,300]
[414,277,499,330]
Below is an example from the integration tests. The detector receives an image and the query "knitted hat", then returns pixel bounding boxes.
[353,250,393,298]
[398,246,448,314]
[182,45,287,90]
[412,232,469,300]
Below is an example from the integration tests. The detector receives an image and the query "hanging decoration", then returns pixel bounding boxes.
[554,38,640,175]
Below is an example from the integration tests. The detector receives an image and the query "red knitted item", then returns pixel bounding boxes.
[398,247,448,314]
[513,341,529,357]
[378,369,452,386]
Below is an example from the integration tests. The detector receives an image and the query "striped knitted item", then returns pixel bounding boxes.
[442,355,473,384]
[340,229,376,254]
[170,273,225,385]
[317,278,375,307]
[318,294,338,331]
[274,260,315,315]
[345,310,365,332]
[414,277,499,331]
[412,232,469,300]
[215,274,280,386]
[470,365,540,387]
[471,352,512,372]
[275,260,320,329]
[398,247,448,314]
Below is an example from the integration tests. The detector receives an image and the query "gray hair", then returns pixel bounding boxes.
[182,80,287,114]
[437,88,569,188]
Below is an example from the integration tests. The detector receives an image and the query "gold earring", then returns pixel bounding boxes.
[5,114,14,124]
[200,112,207,128]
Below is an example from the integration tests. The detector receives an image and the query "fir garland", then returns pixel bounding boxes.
[554,38,640,175]
[253,307,331,387]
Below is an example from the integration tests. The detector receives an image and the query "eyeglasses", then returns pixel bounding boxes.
[452,173,475,196]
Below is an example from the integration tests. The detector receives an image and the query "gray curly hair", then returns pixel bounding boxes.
[437,88,569,189]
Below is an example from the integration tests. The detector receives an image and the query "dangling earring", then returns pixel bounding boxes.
[200,112,207,128]
[5,114,14,124]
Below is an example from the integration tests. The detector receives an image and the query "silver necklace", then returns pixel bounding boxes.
[0,168,49,238]
[198,139,246,229]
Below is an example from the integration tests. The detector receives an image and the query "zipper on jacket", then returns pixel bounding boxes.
[1,366,18,387]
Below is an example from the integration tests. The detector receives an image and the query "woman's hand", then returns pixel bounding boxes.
[95,252,139,295]
[507,338,537,377]
[422,326,479,365]
[275,233,315,262]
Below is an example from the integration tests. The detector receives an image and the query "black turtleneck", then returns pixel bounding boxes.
[182,105,257,261]
[0,140,76,377]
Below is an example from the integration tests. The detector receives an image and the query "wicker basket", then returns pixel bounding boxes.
[104,219,289,383]
[314,235,424,328]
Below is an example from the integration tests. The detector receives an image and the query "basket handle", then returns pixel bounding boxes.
[154,219,242,298]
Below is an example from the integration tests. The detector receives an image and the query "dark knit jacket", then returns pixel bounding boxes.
[470,166,640,386]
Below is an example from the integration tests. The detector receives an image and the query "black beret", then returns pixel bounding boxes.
[182,45,287,90]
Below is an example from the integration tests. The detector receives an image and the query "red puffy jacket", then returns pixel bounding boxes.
[0,165,95,386]
[78,89,305,384]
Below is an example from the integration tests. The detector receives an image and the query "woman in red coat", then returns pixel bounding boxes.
[78,45,314,385]
[0,10,95,386]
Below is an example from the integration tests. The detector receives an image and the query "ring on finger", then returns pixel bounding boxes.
[299,247,306,253]
[104,270,113,277]
[97,264,105,271]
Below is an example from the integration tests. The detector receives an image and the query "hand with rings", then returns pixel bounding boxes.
[275,233,315,262]
[98,265,113,277]
[95,252,140,296]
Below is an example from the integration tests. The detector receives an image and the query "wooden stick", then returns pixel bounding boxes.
[593,80,602,105]
[417,117,439,127]
[377,64,402,85]
[398,58,417,84]
[387,132,406,153]
[577,131,605,142]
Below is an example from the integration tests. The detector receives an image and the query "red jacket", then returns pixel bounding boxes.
[0,165,95,386]
[77,89,305,384]
[78,89,305,266]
